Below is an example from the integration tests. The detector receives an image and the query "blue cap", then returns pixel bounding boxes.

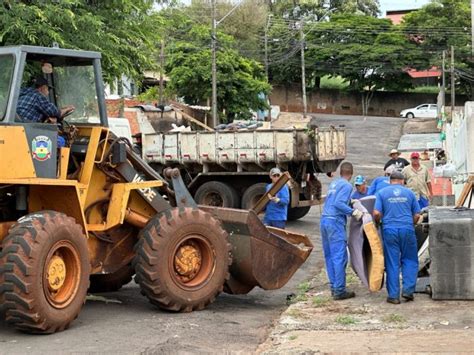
[354,175,366,186]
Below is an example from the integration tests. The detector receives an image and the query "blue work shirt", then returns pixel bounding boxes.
[17,88,61,122]
[264,183,290,221]
[374,184,421,229]
[351,189,368,200]
[322,178,353,224]
[368,176,390,195]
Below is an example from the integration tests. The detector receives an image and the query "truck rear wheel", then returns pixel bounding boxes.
[88,264,134,293]
[241,183,267,210]
[133,208,231,312]
[287,206,311,221]
[194,181,240,208]
[0,211,89,334]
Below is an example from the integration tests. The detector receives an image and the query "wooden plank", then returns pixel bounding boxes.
[252,172,290,215]
[170,104,214,132]
[455,175,474,208]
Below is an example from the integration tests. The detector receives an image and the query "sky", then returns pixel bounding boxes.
[379,0,431,16]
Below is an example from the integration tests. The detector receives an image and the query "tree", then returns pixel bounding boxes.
[265,0,381,87]
[164,23,270,121]
[401,0,473,97]
[0,0,160,84]
[304,14,429,115]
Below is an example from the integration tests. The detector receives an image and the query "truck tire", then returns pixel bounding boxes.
[287,206,311,221]
[194,181,240,208]
[0,211,90,334]
[88,264,134,293]
[133,208,231,312]
[241,183,268,210]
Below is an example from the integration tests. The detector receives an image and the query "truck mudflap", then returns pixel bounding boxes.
[199,207,313,294]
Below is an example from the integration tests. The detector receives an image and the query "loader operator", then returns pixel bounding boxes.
[320,162,362,300]
[16,76,75,146]
[373,171,421,305]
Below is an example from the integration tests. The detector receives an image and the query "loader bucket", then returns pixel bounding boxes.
[199,206,313,294]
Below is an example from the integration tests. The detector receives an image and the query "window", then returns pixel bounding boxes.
[417,105,428,110]
[429,105,437,110]
[0,55,15,121]
[53,65,100,124]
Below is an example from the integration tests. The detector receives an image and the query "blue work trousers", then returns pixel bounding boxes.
[418,196,429,209]
[320,217,348,296]
[382,227,419,299]
[264,219,286,229]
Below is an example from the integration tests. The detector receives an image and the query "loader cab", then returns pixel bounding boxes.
[0,46,109,179]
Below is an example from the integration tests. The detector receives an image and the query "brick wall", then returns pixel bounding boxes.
[269,85,468,117]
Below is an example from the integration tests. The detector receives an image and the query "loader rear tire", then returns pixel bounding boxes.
[88,264,134,293]
[133,208,231,312]
[195,181,240,208]
[241,183,268,210]
[0,211,89,334]
[287,206,311,221]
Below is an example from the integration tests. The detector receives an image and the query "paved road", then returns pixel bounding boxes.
[0,114,405,354]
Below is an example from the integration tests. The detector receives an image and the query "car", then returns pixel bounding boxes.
[400,104,438,118]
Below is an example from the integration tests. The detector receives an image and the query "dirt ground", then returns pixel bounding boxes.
[258,267,474,353]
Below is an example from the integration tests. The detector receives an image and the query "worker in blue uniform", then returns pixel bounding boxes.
[263,167,290,229]
[367,165,395,195]
[373,171,421,304]
[351,175,368,199]
[320,162,363,300]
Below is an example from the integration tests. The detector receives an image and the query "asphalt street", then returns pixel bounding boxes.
[0,114,406,354]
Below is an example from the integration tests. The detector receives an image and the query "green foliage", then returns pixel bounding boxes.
[0,0,159,84]
[163,20,270,121]
[401,0,472,96]
[320,76,349,90]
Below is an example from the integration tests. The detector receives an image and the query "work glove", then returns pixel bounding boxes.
[416,215,424,225]
[352,209,364,221]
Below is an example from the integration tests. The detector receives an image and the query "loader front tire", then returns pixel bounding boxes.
[0,211,90,334]
[133,208,231,312]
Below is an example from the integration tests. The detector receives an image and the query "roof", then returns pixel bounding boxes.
[0,45,101,59]
[406,67,441,79]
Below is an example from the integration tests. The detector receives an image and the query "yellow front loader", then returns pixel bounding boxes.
[0,46,312,334]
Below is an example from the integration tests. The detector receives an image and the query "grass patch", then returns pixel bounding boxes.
[335,315,357,325]
[312,296,331,308]
[383,313,406,323]
[287,308,303,318]
[288,335,298,341]
[297,281,311,293]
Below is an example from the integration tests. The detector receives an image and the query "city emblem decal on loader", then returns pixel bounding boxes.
[32,135,52,161]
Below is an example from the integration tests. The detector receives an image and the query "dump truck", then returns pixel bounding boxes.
[141,125,346,220]
[0,45,312,334]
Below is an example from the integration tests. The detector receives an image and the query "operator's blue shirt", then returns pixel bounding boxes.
[17,87,61,122]
[264,183,290,221]
[322,178,353,224]
[351,189,368,200]
[368,176,390,195]
[374,184,421,229]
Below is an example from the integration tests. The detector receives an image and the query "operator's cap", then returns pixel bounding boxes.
[33,76,53,89]
[354,175,366,186]
[269,167,282,177]
[410,151,420,159]
[388,148,400,156]
[390,171,405,180]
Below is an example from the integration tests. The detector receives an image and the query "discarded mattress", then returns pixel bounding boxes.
[349,197,384,292]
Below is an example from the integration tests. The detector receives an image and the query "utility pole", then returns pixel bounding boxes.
[441,50,446,109]
[159,39,165,107]
[472,0,474,57]
[264,14,271,121]
[300,19,307,118]
[451,46,455,120]
[211,0,218,128]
